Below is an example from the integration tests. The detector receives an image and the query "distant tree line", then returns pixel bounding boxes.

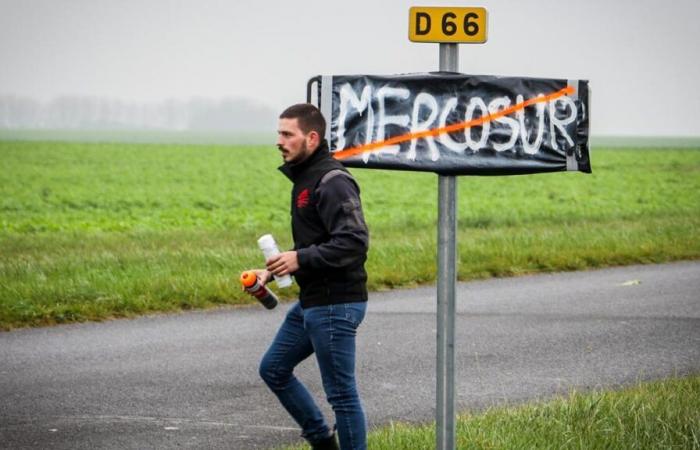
[0,96,276,132]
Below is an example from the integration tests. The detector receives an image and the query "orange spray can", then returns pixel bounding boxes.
[240,271,278,310]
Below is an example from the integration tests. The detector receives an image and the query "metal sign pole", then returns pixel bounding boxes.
[436,42,458,450]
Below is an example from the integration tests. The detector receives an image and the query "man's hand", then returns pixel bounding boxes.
[244,269,272,287]
[266,251,299,277]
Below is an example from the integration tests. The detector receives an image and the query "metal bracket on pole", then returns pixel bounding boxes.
[436,42,458,450]
[306,76,321,104]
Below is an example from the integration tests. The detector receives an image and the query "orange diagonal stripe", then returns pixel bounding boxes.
[333,86,574,160]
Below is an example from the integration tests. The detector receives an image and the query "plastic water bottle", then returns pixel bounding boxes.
[240,271,278,310]
[257,234,293,288]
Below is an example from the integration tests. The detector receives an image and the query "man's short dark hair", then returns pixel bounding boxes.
[279,103,326,139]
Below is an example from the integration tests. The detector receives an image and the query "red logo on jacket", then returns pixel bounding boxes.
[296,188,310,208]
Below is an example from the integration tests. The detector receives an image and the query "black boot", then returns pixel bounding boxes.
[310,433,339,450]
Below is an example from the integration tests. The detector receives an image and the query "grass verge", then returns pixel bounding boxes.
[278,375,700,449]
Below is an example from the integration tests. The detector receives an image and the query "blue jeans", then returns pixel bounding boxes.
[259,301,367,450]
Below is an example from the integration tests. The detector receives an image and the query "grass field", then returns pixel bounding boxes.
[277,375,700,450]
[1,141,699,329]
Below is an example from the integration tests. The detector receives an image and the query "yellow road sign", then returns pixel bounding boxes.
[409,6,488,43]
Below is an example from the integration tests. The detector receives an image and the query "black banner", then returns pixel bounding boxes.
[314,73,590,175]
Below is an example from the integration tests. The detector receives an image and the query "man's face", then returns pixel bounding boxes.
[276,118,317,164]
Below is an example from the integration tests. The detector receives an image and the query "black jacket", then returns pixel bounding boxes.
[279,142,369,308]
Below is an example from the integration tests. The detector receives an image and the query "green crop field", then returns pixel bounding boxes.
[1,140,699,329]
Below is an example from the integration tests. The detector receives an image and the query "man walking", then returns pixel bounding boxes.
[252,103,369,450]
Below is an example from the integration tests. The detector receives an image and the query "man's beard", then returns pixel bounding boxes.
[278,143,310,165]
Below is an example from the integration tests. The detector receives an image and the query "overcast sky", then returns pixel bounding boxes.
[1,0,699,136]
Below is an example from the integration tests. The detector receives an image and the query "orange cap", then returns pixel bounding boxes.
[240,271,258,288]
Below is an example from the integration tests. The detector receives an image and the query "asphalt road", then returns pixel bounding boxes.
[1,261,699,449]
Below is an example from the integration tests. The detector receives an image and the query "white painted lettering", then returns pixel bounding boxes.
[407,93,440,161]
[488,96,519,152]
[337,83,374,152]
[548,96,576,150]
[374,86,411,161]
[437,97,468,153]
[334,82,581,162]
[517,94,546,155]
[464,97,489,151]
